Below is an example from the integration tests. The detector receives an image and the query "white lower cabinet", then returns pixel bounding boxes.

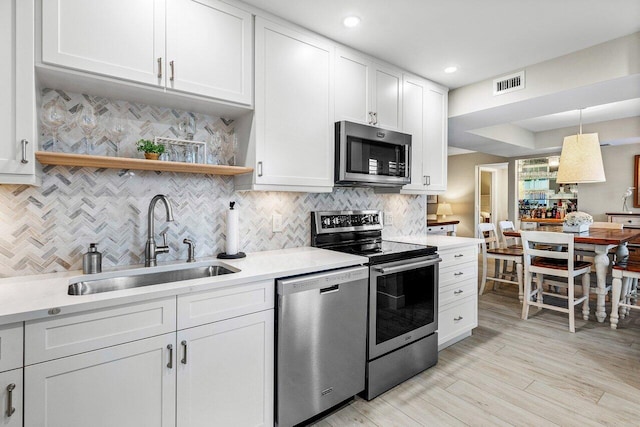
[25,333,176,427]
[23,281,275,426]
[438,243,479,350]
[0,368,22,427]
[177,310,274,427]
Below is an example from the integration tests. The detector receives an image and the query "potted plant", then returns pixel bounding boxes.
[136,139,165,160]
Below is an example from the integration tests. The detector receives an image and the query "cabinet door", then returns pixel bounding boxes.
[177,310,274,427]
[42,0,165,86]
[401,75,427,192]
[25,333,176,427]
[423,83,448,192]
[371,64,402,131]
[0,0,37,184]
[254,17,334,189]
[335,48,371,125]
[166,0,252,104]
[0,369,22,427]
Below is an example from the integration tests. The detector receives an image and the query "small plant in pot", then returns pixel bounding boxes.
[137,139,165,160]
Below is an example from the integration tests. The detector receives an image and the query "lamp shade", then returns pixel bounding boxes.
[436,202,453,216]
[556,133,606,184]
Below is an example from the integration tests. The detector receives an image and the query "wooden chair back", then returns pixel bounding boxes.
[589,222,623,230]
[520,231,576,277]
[477,222,500,250]
[498,220,519,247]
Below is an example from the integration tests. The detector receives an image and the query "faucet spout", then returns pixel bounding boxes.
[145,194,174,267]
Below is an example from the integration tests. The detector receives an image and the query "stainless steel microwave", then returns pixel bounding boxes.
[335,121,411,187]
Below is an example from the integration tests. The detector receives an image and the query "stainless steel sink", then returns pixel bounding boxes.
[68,264,239,296]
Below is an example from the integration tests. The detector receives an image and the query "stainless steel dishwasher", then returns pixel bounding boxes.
[276,266,369,427]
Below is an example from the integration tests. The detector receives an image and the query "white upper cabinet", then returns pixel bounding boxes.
[166,0,252,104]
[400,74,448,194]
[335,48,402,131]
[0,0,38,185]
[41,0,252,105]
[235,17,334,192]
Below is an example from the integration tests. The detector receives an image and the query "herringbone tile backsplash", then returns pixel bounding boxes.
[0,90,426,278]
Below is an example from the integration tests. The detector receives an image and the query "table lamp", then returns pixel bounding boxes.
[436,202,453,219]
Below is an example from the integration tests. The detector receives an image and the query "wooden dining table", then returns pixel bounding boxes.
[503,226,640,323]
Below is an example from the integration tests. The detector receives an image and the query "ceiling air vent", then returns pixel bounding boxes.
[493,71,525,96]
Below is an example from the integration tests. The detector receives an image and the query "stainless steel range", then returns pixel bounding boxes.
[311,210,441,400]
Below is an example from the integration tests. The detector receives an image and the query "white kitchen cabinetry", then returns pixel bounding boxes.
[335,48,403,131]
[23,280,274,426]
[0,322,23,427]
[176,310,274,427]
[0,369,23,427]
[235,17,334,192]
[41,0,252,105]
[399,74,448,194]
[25,333,176,427]
[437,243,478,350]
[0,0,38,185]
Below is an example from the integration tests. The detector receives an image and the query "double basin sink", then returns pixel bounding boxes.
[68,263,239,295]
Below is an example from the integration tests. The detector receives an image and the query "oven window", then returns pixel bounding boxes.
[375,265,435,345]
[346,137,406,177]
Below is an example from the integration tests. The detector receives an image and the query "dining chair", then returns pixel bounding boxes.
[477,223,524,301]
[498,220,521,281]
[610,260,640,329]
[520,231,592,332]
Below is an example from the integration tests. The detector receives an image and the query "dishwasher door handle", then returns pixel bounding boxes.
[319,284,339,294]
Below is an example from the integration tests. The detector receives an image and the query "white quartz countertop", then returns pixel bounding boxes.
[388,234,483,250]
[0,247,367,325]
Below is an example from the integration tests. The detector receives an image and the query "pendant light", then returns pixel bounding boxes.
[556,109,606,184]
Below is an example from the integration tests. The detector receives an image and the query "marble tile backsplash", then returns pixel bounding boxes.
[0,90,426,278]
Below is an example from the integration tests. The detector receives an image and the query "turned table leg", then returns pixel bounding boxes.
[593,245,609,323]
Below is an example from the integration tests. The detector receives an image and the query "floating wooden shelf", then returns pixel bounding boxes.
[35,152,253,176]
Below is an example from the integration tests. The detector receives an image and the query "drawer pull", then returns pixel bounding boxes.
[454,290,464,295]
[167,344,173,369]
[6,383,15,417]
[454,254,464,258]
[454,272,464,276]
[454,316,464,322]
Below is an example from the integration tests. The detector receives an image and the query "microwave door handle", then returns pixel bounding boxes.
[374,258,441,274]
[405,144,410,177]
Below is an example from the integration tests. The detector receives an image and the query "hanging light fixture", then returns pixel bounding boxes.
[556,109,606,184]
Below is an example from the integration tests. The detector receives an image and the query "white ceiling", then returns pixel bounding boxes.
[239,0,640,157]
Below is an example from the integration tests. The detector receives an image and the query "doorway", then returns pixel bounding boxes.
[475,163,509,238]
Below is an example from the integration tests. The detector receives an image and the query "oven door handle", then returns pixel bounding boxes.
[373,258,441,274]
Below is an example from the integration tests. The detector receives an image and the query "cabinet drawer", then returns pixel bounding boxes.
[610,216,640,227]
[438,296,477,345]
[25,297,176,365]
[439,279,477,307]
[0,323,23,372]
[438,246,477,267]
[440,263,477,288]
[427,224,453,234]
[177,280,274,330]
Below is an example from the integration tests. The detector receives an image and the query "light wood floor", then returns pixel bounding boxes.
[311,269,640,426]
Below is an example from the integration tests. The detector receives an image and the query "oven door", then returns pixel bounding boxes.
[368,255,440,360]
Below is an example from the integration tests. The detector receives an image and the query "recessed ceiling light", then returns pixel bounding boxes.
[343,16,361,28]
[444,66,458,74]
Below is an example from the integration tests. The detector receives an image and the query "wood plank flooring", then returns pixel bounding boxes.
[310,262,640,427]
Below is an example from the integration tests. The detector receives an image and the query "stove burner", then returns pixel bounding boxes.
[311,210,437,264]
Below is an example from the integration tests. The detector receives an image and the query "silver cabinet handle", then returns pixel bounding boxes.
[426,175,431,186]
[157,58,162,79]
[167,344,173,369]
[454,272,464,276]
[368,112,374,124]
[372,112,378,125]
[257,161,263,177]
[454,290,464,295]
[454,316,464,322]
[6,383,15,417]
[170,60,175,81]
[454,254,464,258]
[423,176,427,186]
[181,340,187,364]
[21,139,29,164]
